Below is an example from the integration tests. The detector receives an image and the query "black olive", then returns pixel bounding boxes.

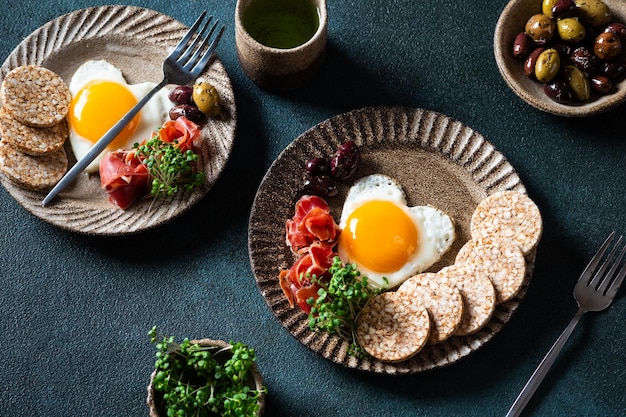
[303,175,338,197]
[330,140,360,181]
[168,85,194,105]
[169,104,207,124]
[305,157,330,176]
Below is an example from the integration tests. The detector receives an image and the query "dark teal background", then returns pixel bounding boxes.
[1,1,625,416]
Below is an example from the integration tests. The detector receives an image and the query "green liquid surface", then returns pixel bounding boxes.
[242,0,319,49]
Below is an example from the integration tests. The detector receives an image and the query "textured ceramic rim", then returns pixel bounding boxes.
[494,0,626,117]
[248,106,535,374]
[0,6,236,235]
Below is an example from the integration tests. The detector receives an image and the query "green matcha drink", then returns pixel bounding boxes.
[242,0,320,49]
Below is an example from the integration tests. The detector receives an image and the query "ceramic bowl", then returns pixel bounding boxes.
[494,0,626,116]
[146,338,265,417]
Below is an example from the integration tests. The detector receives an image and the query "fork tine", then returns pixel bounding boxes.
[191,26,224,76]
[171,11,207,58]
[182,20,219,71]
[589,234,623,289]
[606,261,626,299]
[579,231,616,285]
[178,16,214,66]
[600,240,626,296]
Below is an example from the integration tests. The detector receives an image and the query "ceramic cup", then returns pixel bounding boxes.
[235,0,327,92]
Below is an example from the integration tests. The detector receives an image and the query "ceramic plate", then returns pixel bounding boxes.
[0,6,236,235]
[248,106,535,374]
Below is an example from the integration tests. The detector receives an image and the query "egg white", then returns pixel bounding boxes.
[337,174,455,288]
[68,60,171,173]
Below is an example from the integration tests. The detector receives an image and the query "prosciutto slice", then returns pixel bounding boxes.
[156,116,201,152]
[99,150,150,209]
[285,195,340,254]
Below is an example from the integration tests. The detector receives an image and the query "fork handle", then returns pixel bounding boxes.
[505,308,585,417]
[42,79,168,206]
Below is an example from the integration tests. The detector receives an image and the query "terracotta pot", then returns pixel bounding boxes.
[147,338,265,417]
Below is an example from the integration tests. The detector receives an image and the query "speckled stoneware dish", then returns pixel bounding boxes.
[235,0,327,91]
[248,106,536,374]
[0,6,236,235]
[494,0,626,117]
[146,338,265,417]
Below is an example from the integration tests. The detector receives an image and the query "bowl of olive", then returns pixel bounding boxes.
[495,0,626,116]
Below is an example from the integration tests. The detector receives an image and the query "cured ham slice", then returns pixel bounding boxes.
[99,150,150,209]
[286,195,340,254]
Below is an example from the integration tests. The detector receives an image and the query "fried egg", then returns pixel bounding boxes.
[67,60,171,172]
[337,174,455,289]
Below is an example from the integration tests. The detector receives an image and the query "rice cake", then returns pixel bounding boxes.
[356,291,430,362]
[0,108,68,155]
[470,190,542,255]
[455,237,526,304]
[0,140,67,190]
[1,65,71,128]
[437,264,496,336]
[396,272,463,344]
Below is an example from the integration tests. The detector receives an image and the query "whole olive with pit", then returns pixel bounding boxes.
[604,22,626,41]
[305,157,330,176]
[575,0,612,27]
[570,45,598,72]
[594,32,621,60]
[330,140,360,181]
[169,104,207,124]
[303,175,338,197]
[544,80,574,103]
[168,85,194,105]
[590,75,613,93]
[535,48,561,82]
[525,47,546,78]
[557,17,586,43]
[192,81,221,116]
[525,14,556,45]
[552,0,576,18]
[562,65,591,101]
[513,32,532,59]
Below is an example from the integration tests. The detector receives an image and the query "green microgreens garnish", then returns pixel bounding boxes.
[307,256,381,357]
[148,326,266,417]
[134,135,205,199]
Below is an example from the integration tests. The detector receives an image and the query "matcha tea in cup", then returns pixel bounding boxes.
[235,0,327,91]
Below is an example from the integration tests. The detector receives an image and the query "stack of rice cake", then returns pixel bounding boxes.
[0,65,70,191]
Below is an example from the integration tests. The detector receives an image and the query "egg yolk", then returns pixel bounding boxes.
[340,200,418,273]
[69,80,140,150]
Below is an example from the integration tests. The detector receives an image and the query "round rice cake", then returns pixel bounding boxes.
[470,190,542,255]
[0,140,67,190]
[455,237,526,304]
[396,272,463,344]
[1,65,71,128]
[0,108,68,155]
[356,291,430,362]
[437,264,496,336]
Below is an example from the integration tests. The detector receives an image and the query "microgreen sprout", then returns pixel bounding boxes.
[135,135,205,199]
[306,257,381,357]
[148,326,266,417]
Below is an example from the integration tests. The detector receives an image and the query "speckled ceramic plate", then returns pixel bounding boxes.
[248,106,535,374]
[0,6,236,235]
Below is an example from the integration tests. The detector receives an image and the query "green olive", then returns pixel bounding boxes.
[535,48,561,82]
[525,14,556,45]
[574,0,612,27]
[542,0,559,17]
[192,81,221,117]
[562,65,591,101]
[557,17,586,43]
